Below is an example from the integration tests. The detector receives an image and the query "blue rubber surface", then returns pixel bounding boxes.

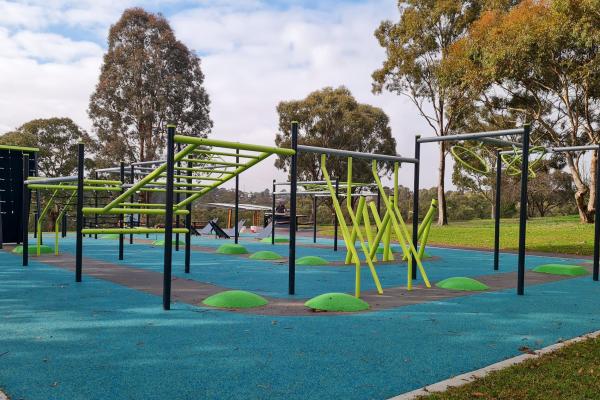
[55,235,584,299]
[1,248,600,400]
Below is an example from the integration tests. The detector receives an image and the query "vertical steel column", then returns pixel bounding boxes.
[288,121,298,295]
[271,179,276,245]
[129,166,134,244]
[33,212,38,239]
[94,171,99,239]
[62,213,67,238]
[0,201,3,249]
[75,143,84,282]
[411,135,421,279]
[163,125,176,310]
[593,145,600,281]
[234,148,240,244]
[22,154,29,267]
[185,160,192,274]
[34,152,40,242]
[118,162,124,261]
[175,143,181,251]
[517,124,530,295]
[312,195,317,243]
[493,150,502,270]
[334,178,339,251]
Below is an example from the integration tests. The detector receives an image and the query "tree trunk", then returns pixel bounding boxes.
[437,142,448,225]
[586,150,598,221]
[566,153,593,223]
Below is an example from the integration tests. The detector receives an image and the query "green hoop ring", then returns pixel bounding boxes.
[450,145,490,174]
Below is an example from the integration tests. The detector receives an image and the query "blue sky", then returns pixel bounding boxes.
[0,0,444,190]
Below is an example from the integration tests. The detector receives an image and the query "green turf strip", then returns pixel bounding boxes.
[12,244,53,255]
[436,277,489,291]
[152,239,185,246]
[202,290,268,309]
[249,250,282,260]
[532,264,588,276]
[296,255,329,266]
[260,237,288,243]
[305,293,369,312]
[216,243,249,254]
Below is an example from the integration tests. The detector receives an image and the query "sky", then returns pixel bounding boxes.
[0,0,452,192]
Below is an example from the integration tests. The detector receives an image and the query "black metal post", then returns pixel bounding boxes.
[22,154,29,267]
[0,200,3,249]
[517,124,530,295]
[234,148,240,244]
[271,179,276,245]
[62,213,67,238]
[411,135,421,279]
[312,195,317,243]
[94,171,99,239]
[185,160,192,274]
[75,143,84,282]
[129,166,134,244]
[34,152,40,242]
[288,121,298,295]
[334,178,339,251]
[163,125,176,310]
[494,150,502,271]
[118,162,124,261]
[175,143,181,252]
[33,212,38,239]
[593,145,600,281]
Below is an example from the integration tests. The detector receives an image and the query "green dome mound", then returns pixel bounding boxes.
[152,239,185,247]
[202,290,268,309]
[249,250,282,260]
[216,243,249,255]
[296,256,329,266]
[533,264,588,276]
[100,233,120,239]
[305,293,369,312]
[12,244,53,255]
[402,252,432,261]
[436,277,489,291]
[260,236,288,243]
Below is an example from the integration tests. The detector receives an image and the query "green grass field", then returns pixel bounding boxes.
[320,215,595,256]
[418,335,600,400]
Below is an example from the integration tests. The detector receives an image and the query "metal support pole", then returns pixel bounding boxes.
[94,171,99,239]
[175,143,181,251]
[33,212,38,239]
[517,124,530,295]
[163,125,176,310]
[334,178,339,251]
[593,145,600,281]
[22,154,29,267]
[411,135,421,279]
[494,150,502,271]
[129,166,134,244]
[62,213,67,237]
[271,179,276,245]
[185,160,192,274]
[288,121,298,295]
[118,162,124,261]
[75,143,84,282]
[234,148,239,244]
[34,152,40,242]
[312,195,317,243]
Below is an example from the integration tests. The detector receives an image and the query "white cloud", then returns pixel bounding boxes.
[0,0,449,192]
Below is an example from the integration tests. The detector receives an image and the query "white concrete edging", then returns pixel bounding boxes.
[389,329,600,400]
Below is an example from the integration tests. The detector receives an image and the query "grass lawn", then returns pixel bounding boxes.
[319,215,595,256]
[418,335,600,400]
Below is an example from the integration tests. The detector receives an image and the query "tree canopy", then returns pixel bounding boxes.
[0,117,95,177]
[89,7,212,166]
[274,87,397,185]
[447,0,600,221]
